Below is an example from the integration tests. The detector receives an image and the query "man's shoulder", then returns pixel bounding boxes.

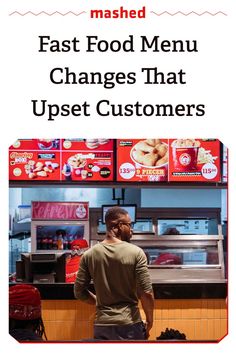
[122,242,143,254]
[82,243,102,256]
[83,242,143,255]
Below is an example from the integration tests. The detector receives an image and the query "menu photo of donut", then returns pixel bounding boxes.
[117,139,169,182]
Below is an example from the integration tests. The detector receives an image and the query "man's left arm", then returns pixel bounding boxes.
[136,250,154,337]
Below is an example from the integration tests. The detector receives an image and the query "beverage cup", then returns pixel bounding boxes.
[37,139,54,150]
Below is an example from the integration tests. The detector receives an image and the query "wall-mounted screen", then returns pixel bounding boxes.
[102,204,137,224]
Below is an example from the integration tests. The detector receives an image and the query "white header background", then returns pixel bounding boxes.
[1,0,235,353]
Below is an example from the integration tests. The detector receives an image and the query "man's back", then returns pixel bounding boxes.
[74,241,152,325]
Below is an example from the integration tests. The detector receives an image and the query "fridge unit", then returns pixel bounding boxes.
[31,201,89,252]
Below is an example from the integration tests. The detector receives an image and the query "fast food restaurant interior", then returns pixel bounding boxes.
[9,139,228,342]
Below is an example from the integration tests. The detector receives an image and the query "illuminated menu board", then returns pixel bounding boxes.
[9,139,114,182]
[117,139,221,183]
[9,138,222,183]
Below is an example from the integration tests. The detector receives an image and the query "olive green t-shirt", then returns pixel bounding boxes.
[74,242,152,325]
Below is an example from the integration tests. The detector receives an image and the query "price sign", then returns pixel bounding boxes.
[201,163,218,180]
[119,163,136,180]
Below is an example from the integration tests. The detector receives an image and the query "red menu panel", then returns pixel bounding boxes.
[117,139,168,182]
[62,139,113,151]
[9,139,60,150]
[9,150,61,181]
[32,201,89,220]
[168,139,221,182]
[9,139,115,182]
[61,150,114,181]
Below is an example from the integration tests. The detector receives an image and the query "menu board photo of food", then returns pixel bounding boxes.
[9,138,222,183]
[9,139,114,182]
[9,150,61,181]
[117,139,169,182]
[61,139,114,182]
[61,150,114,181]
[168,139,221,182]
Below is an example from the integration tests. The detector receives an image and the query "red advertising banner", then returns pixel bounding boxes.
[117,139,168,182]
[9,150,61,181]
[32,201,89,220]
[9,139,222,183]
[9,139,114,182]
[168,139,221,182]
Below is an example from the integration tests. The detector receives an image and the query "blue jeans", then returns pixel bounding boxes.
[94,321,147,340]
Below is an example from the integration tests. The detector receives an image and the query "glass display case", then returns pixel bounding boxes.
[142,234,225,284]
[157,218,218,236]
[90,207,226,286]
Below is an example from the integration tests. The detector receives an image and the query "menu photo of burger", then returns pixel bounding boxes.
[62,139,113,151]
[85,139,110,149]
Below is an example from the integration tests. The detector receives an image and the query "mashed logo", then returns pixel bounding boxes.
[76,204,87,219]
[179,153,191,166]
[90,6,146,19]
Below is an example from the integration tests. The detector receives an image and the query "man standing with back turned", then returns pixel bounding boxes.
[74,206,154,340]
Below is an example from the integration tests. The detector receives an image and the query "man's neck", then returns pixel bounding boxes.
[102,232,122,244]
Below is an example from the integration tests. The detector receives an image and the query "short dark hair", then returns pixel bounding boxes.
[105,206,128,227]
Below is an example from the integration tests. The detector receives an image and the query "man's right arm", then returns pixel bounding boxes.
[74,255,96,305]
